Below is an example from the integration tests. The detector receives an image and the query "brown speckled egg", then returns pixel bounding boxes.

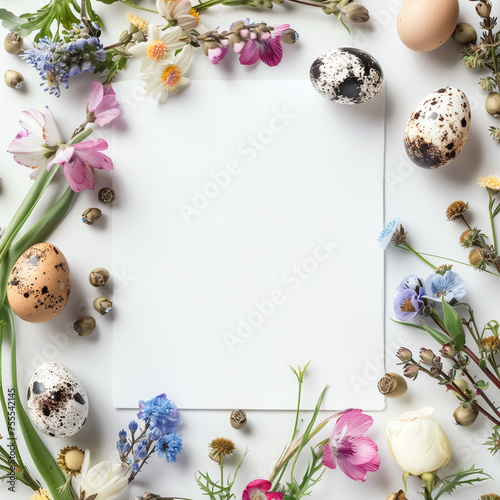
[7,243,71,323]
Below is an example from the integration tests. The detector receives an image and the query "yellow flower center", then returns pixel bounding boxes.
[161,65,182,92]
[189,8,200,20]
[147,40,168,60]
[399,298,416,313]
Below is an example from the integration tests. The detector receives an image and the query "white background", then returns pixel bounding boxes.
[0,0,500,499]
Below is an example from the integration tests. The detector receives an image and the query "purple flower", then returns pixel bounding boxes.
[137,394,180,435]
[397,275,423,292]
[394,288,425,321]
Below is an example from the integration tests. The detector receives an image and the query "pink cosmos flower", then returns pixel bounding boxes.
[8,107,62,179]
[322,409,380,481]
[242,479,284,500]
[239,24,290,67]
[208,46,228,65]
[47,138,113,192]
[87,81,121,126]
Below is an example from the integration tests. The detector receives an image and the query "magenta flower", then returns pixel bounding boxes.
[239,24,290,67]
[86,81,120,126]
[47,138,113,192]
[242,480,284,500]
[322,409,380,481]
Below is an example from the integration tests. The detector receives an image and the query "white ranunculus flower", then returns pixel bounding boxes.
[386,407,451,476]
[74,450,131,500]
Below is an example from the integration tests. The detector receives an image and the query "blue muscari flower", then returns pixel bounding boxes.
[137,394,181,435]
[156,433,183,462]
[146,426,162,442]
[129,420,139,432]
[133,442,147,461]
[424,271,466,303]
[131,462,139,472]
[118,429,127,441]
[117,440,130,457]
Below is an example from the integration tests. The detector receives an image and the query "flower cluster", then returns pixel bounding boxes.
[117,394,183,481]
[21,24,105,96]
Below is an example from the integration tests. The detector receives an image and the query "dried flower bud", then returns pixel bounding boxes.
[89,268,110,287]
[440,343,456,359]
[453,405,479,426]
[82,207,102,225]
[469,247,487,269]
[93,296,113,315]
[227,33,242,47]
[98,187,115,204]
[230,409,247,429]
[202,40,220,56]
[403,363,419,380]
[230,21,246,33]
[396,347,413,363]
[419,348,436,365]
[377,373,408,398]
[133,31,146,43]
[281,28,299,44]
[451,377,471,398]
[391,225,407,246]
[446,201,469,221]
[208,437,235,463]
[459,228,478,248]
[343,3,370,23]
[476,0,492,18]
[73,316,96,336]
[119,30,133,45]
[452,23,477,45]
[435,264,453,275]
[486,92,500,117]
[4,70,24,89]
[4,32,23,54]
[387,492,408,500]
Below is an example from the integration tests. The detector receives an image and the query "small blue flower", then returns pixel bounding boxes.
[129,420,138,432]
[424,271,466,303]
[396,275,423,293]
[146,426,162,442]
[117,440,130,457]
[394,288,425,321]
[156,433,183,462]
[133,442,147,461]
[137,394,181,435]
[118,429,127,441]
[131,462,139,472]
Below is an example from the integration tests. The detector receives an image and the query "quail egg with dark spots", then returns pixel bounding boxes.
[27,362,88,438]
[404,86,471,169]
[310,48,383,105]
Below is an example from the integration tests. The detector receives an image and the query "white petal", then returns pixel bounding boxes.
[42,107,62,147]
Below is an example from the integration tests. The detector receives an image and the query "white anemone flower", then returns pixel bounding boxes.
[128,24,185,70]
[73,450,131,500]
[140,44,193,104]
[156,0,201,31]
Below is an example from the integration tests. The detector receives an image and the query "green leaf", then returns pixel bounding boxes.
[420,322,450,345]
[433,465,491,500]
[442,298,466,350]
[391,318,426,330]
[0,8,33,36]
[476,379,489,390]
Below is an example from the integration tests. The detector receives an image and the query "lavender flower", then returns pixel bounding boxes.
[397,275,423,292]
[394,288,425,321]
[423,271,466,303]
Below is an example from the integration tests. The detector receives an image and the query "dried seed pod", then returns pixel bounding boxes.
[377,373,408,398]
[452,23,477,46]
[4,70,24,89]
[230,409,247,429]
[4,32,23,54]
[89,268,110,287]
[453,405,479,426]
[93,296,113,315]
[98,187,115,204]
[73,316,96,336]
[82,207,102,225]
[486,92,500,117]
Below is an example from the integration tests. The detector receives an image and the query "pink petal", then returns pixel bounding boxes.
[246,480,271,492]
[42,107,62,147]
[242,491,250,500]
[322,443,337,469]
[94,108,121,126]
[258,38,283,67]
[265,493,284,500]
[63,158,95,192]
[332,410,373,438]
[239,40,259,65]
[345,437,379,466]
[47,146,74,171]
[87,81,104,113]
[337,457,369,482]
[72,139,113,172]
[272,24,290,36]
[18,109,45,136]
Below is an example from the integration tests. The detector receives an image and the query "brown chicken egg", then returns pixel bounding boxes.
[7,243,71,323]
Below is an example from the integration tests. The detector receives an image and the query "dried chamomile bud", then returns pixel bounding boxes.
[230,409,247,429]
[89,268,110,287]
[4,32,23,54]
[4,70,24,89]
[73,316,96,337]
[82,207,102,225]
[98,187,115,203]
[93,296,113,315]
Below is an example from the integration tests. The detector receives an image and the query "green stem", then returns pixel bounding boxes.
[118,0,158,12]
[488,189,498,254]
[399,243,437,270]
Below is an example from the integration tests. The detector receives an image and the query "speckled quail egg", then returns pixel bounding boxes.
[404,86,471,169]
[27,362,88,437]
[7,243,71,323]
[310,48,383,104]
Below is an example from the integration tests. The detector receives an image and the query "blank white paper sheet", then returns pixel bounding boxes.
[112,80,385,410]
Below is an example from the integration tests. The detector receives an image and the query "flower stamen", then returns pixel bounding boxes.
[147,40,168,61]
[399,298,416,313]
[161,65,182,91]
